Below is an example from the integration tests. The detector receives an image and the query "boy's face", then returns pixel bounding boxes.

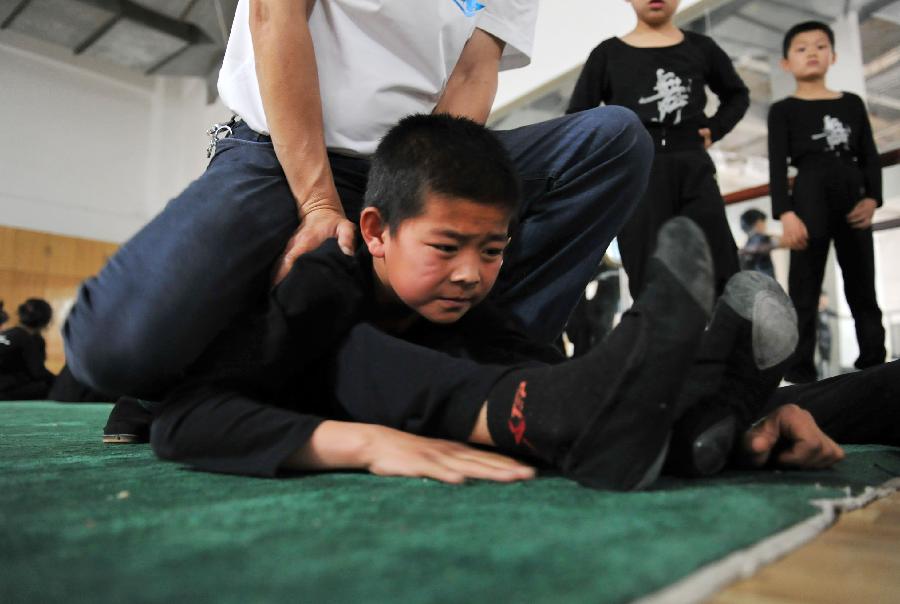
[753,219,766,234]
[362,192,511,324]
[628,0,679,26]
[782,30,835,80]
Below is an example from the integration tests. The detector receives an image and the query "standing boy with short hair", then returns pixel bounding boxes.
[769,21,885,383]
[567,0,750,296]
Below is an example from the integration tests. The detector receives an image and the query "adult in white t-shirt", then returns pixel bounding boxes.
[65,0,653,404]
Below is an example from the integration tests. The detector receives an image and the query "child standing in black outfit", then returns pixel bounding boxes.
[769,21,885,383]
[567,0,749,296]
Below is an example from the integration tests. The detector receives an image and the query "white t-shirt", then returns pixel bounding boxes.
[218,0,538,156]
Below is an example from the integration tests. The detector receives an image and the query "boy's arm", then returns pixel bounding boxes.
[856,95,883,207]
[566,46,605,114]
[737,404,844,470]
[703,37,750,142]
[432,28,505,124]
[767,102,808,249]
[151,381,327,477]
[153,381,533,483]
[288,421,535,484]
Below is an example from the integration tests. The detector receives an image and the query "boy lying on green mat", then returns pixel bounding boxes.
[116,115,842,489]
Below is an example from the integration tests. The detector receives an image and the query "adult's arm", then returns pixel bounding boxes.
[432,28,505,124]
[704,37,750,142]
[250,0,355,278]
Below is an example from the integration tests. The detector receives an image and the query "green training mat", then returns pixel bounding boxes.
[2,402,898,604]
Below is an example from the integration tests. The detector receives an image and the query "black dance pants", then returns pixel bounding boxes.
[785,157,885,383]
[617,146,739,298]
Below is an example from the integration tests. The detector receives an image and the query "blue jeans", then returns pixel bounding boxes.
[64,107,651,398]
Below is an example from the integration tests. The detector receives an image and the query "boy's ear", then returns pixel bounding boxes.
[831,51,837,65]
[360,206,389,258]
[779,57,791,73]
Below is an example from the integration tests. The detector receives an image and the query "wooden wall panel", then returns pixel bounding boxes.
[0,227,118,375]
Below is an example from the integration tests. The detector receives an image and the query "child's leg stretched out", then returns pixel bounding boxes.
[333,218,715,490]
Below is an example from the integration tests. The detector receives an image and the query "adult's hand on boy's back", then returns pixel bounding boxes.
[846,198,877,230]
[738,404,844,470]
[273,208,357,284]
[779,211,809,250]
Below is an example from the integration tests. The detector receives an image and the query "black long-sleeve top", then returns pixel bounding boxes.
[767,93,882,218]
[151,239,563,477]
[567,31,750,143]
[0,327,54,393]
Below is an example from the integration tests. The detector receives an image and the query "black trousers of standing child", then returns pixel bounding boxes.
[785,154,885,383]
[617,130,739,298]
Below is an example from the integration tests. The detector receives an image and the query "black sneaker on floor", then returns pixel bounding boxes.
[103,397,154,444]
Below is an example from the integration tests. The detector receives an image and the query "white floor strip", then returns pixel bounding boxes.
[636,477,900,604]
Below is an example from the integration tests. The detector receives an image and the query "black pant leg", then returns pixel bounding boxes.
[763,360,900,446]
[618,153,676,298]
[677,151,740,295]
[786,238,831,383]
[330,324,516,442]
[832,220,886,368]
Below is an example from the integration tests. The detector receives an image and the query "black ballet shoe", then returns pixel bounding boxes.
[561,217,714,490]
[102,397,154,444]
[666,271,798,477]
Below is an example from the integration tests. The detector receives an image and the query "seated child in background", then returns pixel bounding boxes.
[738,209,782,279]
[0,298,56,400]
[769,21,885,383]
[144,115,842,489]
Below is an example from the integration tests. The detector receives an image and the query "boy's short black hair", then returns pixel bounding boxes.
[740,209,767,234]
[18,298,52,329]
[783,21,835,58]
[364,114,521,230]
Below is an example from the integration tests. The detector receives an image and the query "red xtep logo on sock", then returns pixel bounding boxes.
[508,380,535,451]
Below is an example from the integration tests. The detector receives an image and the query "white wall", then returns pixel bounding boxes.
[0,31,227,243]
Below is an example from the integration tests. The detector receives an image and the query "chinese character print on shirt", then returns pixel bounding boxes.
[638,68,691,124]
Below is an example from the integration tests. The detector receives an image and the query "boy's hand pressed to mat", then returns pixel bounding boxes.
[740,404,845,470]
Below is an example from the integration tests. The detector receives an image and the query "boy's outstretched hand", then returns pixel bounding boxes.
[289,421,535,484]
[737,404,845,470]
